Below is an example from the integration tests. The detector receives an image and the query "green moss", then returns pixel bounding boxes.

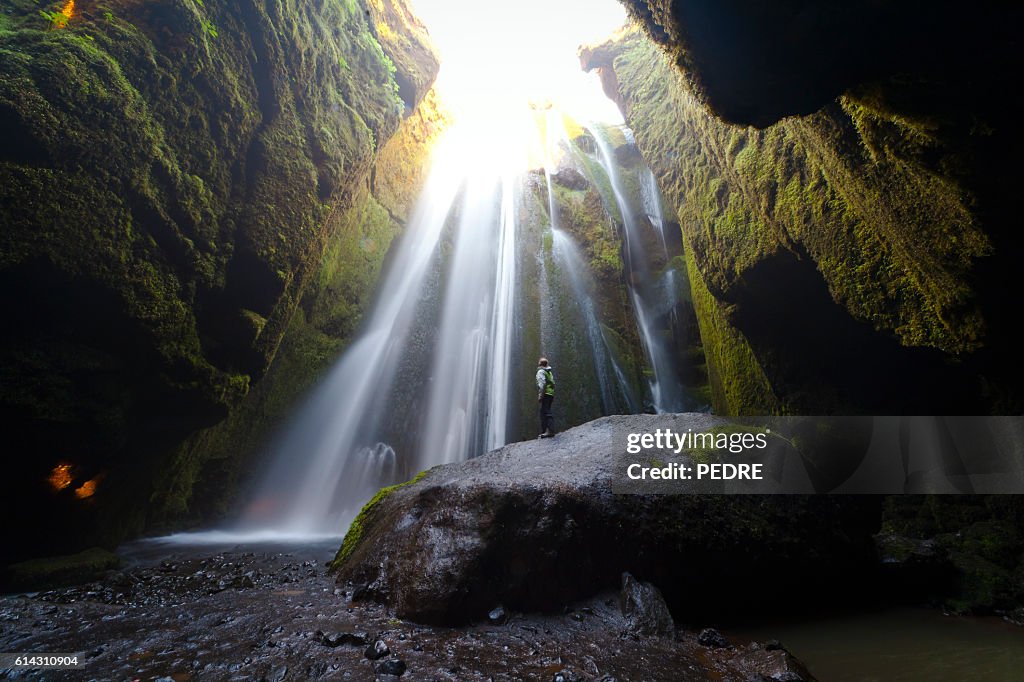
[683,248,779,414]
[881,497,1024,614]
[551,183,623,279]
[330,469,430,571]
[588,27,996,413]
[6,547,120,591]
[0,0,437,556]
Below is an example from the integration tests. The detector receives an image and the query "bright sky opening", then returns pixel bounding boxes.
[412,0,629,124]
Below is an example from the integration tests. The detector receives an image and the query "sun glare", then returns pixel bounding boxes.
[412,0,629,172]
[413,0,627,117]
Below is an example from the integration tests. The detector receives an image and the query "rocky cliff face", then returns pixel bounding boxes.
[149,88,450,530]
[0,0,439,563]
[584,3,1022,415]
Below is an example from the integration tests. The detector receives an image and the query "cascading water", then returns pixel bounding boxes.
[418,170,517,467]
[221,116,537,538]
[585,123,687,413]
[541,121,639,414]
[234,135,468,537]
[550,228,639,413]
[179,102,688,542]
[485,173,519,451]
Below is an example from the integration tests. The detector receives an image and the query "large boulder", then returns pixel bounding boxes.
[331,414,882,625]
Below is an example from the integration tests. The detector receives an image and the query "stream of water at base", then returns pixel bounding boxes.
[734,607,1024,681]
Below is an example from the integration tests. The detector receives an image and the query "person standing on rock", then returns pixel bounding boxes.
[536,357,556,438]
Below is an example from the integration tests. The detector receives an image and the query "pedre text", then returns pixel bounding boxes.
[625,427,769,455]
[626,462,763,480]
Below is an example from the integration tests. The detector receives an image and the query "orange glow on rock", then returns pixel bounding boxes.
[74,476,99,499]
[48,463,73,491]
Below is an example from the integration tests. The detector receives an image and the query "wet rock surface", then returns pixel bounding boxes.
[333,414,882,625]
[0,542,812,681]
[619,573,674,637]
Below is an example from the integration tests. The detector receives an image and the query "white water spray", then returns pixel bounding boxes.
[202,109,685,543]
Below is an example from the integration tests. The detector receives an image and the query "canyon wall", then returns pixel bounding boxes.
[584,4,1021,414]
[0,0,440,562]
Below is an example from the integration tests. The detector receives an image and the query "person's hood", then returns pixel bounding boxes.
[538,365,553,370]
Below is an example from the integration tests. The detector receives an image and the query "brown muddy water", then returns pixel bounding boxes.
[735,607,1024,681]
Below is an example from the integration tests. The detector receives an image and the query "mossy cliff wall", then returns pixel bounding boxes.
[151,89,450,528]
[0,0,439,562]
[584,8,1021,415]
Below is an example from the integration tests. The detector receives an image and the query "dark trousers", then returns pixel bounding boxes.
[539,394,554,434]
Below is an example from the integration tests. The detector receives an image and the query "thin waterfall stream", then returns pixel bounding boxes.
[585,124,688,413]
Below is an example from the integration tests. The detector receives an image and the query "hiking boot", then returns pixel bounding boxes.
[540,430,555,438]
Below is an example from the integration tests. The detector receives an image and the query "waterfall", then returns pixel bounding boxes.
[550,229,640,414]
[543,150,638,414]
[235,135,467,536]
[418,170,513,468]
[585,124,687,413]
[237,125,524,536]
[485,172,519,451]
[179,109,688,543]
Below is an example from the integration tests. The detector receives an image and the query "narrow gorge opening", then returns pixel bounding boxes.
[2,1,1022,680]
[176,0,706,541]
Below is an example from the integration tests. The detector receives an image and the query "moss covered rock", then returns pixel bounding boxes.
[584,25,1019,414]
[149,89,451,527]
[5,547,120,592]
[0,0,438,562]
[880,496,1024,615]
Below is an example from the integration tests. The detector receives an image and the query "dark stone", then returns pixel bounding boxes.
[232,574,255,589]
[305,661,329,679]
[727,642,818,681]
[263,665,288,682]
[773,673,808,682]
[611,1,1018,128]
[552,168,589,191]
[553,670,579,682]
[698,628,730,648]
[764,640,785,652]
[619,573,674,637]
[375,659,407,676]
[488,606,508,625]
[365,639,390,660]
[331,415,882,626]
[614,143,642,167]
[319,630,368,647]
